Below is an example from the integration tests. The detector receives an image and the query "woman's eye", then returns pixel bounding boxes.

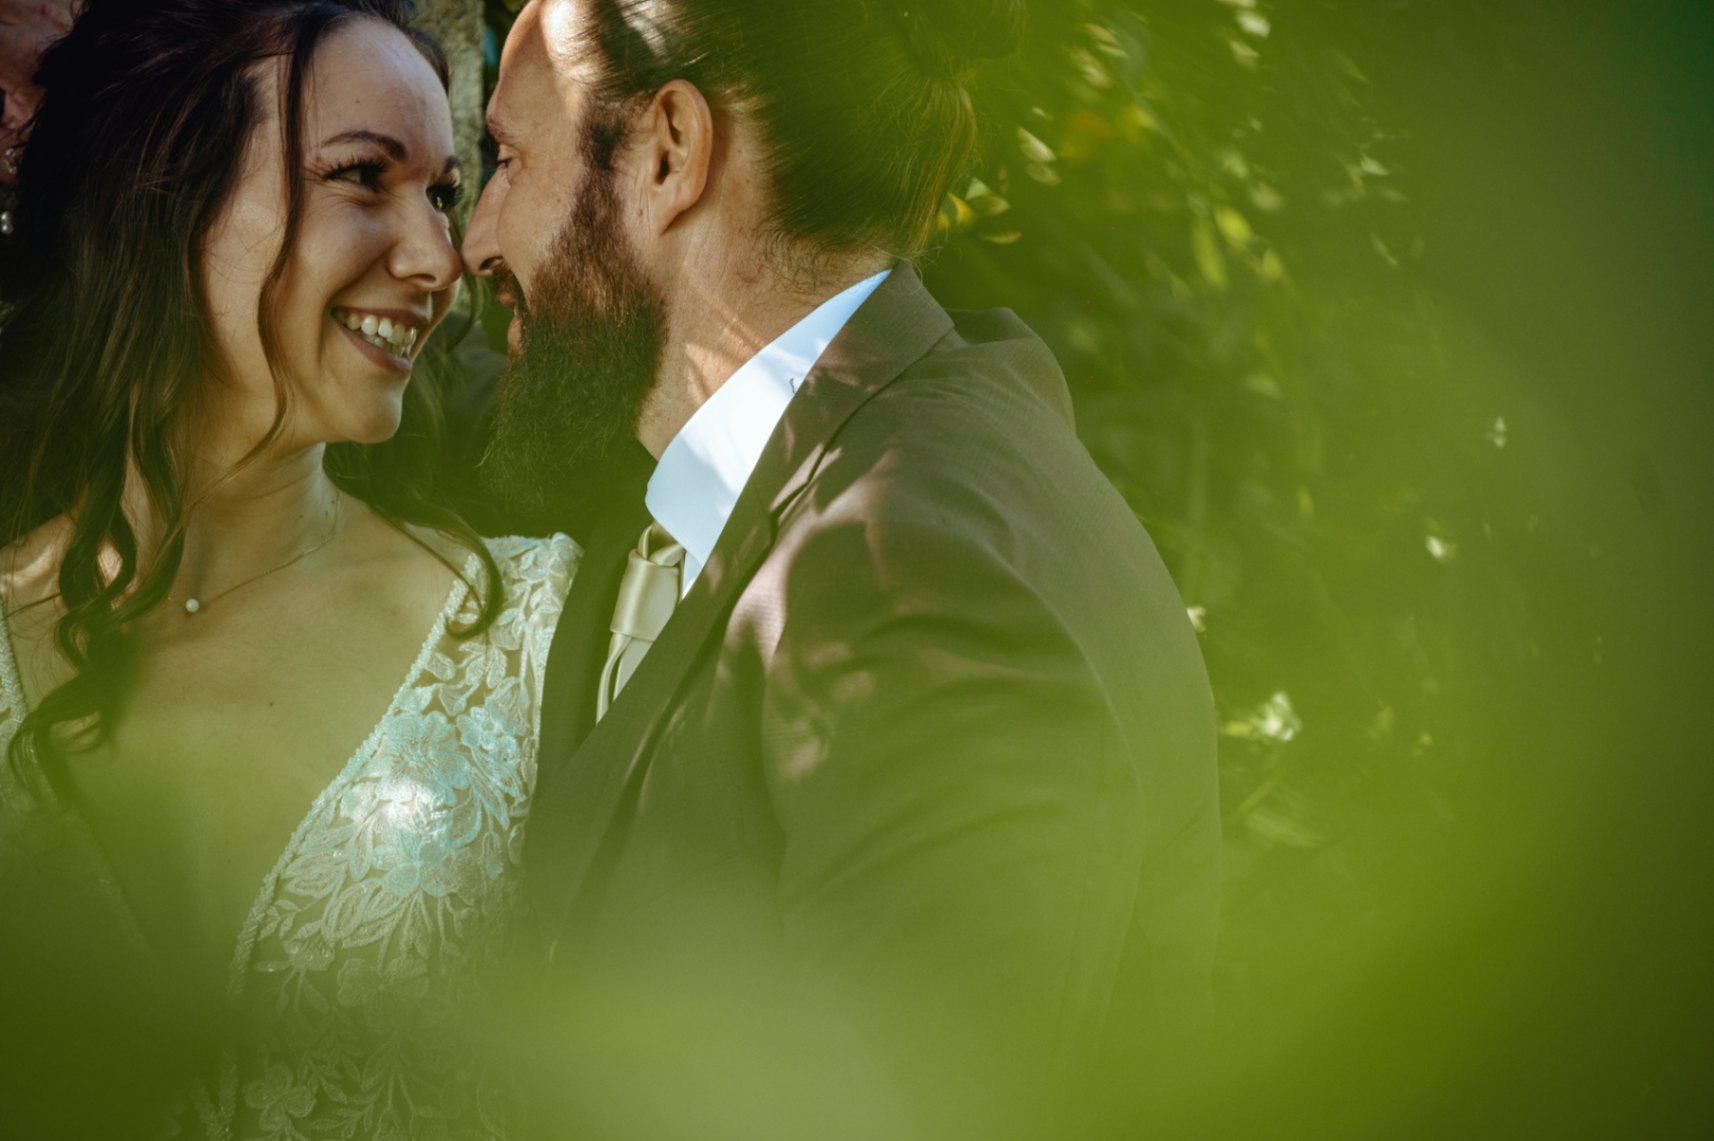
[329,160,387,190]
[430,182,465,213]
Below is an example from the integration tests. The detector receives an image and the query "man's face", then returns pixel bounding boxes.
[464,0,668,515]
[464,0,604,351]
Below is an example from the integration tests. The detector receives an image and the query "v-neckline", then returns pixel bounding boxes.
[217,549,478,999]
[0,551,481,999]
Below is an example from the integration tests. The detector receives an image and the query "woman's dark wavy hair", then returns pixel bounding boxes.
[578,0,1026,264]
[0,0,501,792]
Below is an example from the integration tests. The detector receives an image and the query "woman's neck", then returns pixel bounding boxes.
[130,444,345,603]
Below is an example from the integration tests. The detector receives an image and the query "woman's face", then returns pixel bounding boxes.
[200,18,463,452]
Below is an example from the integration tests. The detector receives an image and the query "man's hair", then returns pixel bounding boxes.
[578,0,1026,263]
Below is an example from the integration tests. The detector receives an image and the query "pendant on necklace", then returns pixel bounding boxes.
[183,598,203,615]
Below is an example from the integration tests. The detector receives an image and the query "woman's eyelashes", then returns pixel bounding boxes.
[429,179,464,213]
[322,157,463,213]
[325,157,388,192]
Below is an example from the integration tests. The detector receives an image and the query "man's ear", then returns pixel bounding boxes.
[635,79,715,236]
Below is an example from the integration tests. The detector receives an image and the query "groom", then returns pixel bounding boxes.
[464,0,1220,1130]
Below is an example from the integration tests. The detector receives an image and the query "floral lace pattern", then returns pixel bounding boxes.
[0,534,576,1140]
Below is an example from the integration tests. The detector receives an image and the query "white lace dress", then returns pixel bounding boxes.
[0,534,576,1140]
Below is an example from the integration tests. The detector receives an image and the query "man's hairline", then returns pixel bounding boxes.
[487,5,616,154]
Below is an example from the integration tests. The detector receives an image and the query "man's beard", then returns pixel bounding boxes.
[480,169,666,523]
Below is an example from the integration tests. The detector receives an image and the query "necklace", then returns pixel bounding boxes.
[172,497,342,617]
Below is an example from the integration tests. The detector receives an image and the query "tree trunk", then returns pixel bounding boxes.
[413,0,484,225]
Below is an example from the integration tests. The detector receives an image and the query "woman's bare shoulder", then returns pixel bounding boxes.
[0,516,73,625]
[398,522,471,569]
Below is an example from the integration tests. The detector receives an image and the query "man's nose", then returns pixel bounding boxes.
[461,172,505,278]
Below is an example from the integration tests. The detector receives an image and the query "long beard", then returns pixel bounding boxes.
[479,171,666,524]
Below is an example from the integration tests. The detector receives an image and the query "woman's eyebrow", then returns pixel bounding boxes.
[319,129,407,160]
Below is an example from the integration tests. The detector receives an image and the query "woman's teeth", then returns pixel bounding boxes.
[333,308,420,356]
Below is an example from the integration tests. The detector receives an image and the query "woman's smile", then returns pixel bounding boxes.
[331,304,427,372]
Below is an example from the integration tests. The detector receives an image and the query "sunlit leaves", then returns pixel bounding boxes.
[1236,12,1272,41]
[1191,214,1230,289]
[935,179,1017,244]
[912,2,1471,913]
[1016,127,1058,165]
[1225,691,1303,745]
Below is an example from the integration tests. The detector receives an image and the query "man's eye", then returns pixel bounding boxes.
[481,155,513,193]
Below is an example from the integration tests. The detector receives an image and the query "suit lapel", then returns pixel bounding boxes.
[525,457,651,924]
[527,264,956,945]
[536,498,649,754]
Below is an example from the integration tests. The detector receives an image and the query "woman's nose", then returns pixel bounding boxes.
[389,199,463,293]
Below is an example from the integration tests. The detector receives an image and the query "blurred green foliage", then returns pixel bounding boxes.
[926,0,1567,1015]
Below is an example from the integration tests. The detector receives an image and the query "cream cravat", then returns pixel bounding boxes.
[597,520,684,721]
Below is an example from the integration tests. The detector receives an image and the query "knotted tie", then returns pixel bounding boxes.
[596,520,683,721]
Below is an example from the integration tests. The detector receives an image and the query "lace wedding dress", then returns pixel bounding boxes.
[0,534,576,1140]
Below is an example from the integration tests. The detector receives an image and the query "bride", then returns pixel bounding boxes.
[0,1,572,1136]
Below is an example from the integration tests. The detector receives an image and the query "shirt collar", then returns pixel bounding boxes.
[646,269,890,593]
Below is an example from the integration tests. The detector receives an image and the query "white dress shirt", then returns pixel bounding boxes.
[645,269,891,595]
